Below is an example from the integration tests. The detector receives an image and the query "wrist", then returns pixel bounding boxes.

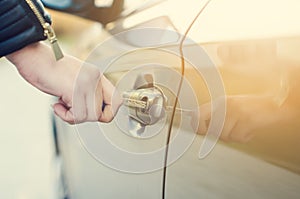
[6,42,59,89]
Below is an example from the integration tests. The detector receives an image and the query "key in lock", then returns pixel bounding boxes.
[123,87,166,126]
[120,73,197,138]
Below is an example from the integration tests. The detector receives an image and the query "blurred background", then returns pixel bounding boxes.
[0,58,56,198]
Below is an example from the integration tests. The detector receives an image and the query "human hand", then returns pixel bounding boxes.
[52,60,121,124]
[7,42,122,124]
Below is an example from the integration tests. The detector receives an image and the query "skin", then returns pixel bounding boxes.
[6,42,122,124]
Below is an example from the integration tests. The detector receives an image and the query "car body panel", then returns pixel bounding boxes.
[53,0,300,198]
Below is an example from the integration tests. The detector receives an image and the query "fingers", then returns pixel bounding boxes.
[71,65,116,123]
[98,104,114,123]
[98,75,123,123]
[52,102,75,124]
[52,64,121,124]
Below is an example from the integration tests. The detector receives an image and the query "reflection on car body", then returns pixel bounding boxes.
[51,0,300,198]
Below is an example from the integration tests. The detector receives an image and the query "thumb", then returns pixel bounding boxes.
[53,103,76,124]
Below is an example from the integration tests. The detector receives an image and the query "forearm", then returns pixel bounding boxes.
[6,42,81,97]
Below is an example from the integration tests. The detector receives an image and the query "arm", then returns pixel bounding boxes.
[6,42,121,124]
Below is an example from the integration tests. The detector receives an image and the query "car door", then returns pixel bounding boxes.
[53,0,300,198]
